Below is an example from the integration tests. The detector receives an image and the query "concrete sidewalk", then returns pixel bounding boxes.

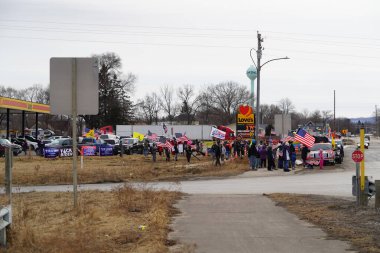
[169,195,355,253]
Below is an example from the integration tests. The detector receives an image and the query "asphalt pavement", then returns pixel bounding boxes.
[169,195,355,253]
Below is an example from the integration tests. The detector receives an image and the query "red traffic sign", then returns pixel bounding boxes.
[352,150,364,163]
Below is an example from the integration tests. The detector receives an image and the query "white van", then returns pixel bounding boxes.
[99,134,119,141]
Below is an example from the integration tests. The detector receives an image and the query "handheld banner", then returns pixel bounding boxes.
[210,127,226,140]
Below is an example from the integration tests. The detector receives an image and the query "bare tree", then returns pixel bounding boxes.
[160,85,177,123]
[177,85,200,125]
[0,85,22,99]
[196,90,215,124]
[322,110,332,130]
[137,92,162,125]
[310,110,322,123]
[20,84,47,102]
[278,98,295,115]
[300,109,310,121]
[208,81,250,124]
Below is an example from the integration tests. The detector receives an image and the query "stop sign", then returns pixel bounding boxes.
[352,150,364,163]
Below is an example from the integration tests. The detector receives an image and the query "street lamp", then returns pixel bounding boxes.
[249,32,289,140]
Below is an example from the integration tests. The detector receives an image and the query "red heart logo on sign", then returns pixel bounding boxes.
[239,105,251,116]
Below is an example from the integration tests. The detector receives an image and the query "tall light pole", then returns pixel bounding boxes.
[249,31,289,140]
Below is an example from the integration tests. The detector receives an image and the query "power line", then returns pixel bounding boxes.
[0,18,258,33]
[267,47,380,60]
[0,24,257,39]
[262,30,380,43]
[0,35,250,49]
[2,34,380,62]
[2,18,380,43]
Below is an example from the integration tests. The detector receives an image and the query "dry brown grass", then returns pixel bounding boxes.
[0,155,248,186]
[268,194,380,253]
[1,185,181,253]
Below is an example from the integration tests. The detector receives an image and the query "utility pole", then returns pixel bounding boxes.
[255,32,263,140]
[376,105,378,137]
[250,31,289,140]
[333,90,336,131]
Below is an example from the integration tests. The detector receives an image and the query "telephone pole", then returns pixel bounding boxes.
[255,32,263,140]
[333,90,336,131]
[251,31,289,140]
[376,105,379,137]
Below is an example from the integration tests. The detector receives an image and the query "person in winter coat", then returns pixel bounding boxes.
[259,144,267,168]
[277,142,284,169]
[225,142,231,160]
[185,145,192,163]
[165,147,170,162]
[248,140,256,170]
[267,146,275,171]
[151,143,157,162]
[301,145,310,168]
[174,141,179,161]
[289,141,296,170]
[234,141,240,158]
[212,141,222,166]
[283,142,291,172]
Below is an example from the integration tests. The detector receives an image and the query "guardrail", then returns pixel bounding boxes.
[1,146,13,247]
[0,205,11,246]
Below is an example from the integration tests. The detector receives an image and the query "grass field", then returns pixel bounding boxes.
[0,184,181,253]
[0,154,248,186]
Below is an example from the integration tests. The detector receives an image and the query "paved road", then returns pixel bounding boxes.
[10,138,380,197]
[169,195,355,253]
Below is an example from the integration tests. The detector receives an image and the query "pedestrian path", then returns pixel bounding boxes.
[169,194,355,253]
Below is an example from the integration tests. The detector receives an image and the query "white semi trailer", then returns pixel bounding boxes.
[116,125,214,140]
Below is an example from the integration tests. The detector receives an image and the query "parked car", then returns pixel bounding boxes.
[99,134,119,141]
[0,138,22,156]
[307,143,335,166]
[115,138,143,155]
[24,135,39,150]
[357,141,369,149]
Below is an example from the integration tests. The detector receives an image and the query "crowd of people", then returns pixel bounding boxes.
[210,139,305,172]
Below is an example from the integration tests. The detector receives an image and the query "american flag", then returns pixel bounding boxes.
[163,123,168,133]
[283,136,294,143]
[177,135,189,143]
[147,130,158,141]
[165,140,174,150]
[294,129,315,148]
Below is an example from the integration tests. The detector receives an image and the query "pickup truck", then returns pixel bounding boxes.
[114,138,144,155]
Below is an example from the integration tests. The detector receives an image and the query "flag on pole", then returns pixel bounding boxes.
[133,132,145,141]
[163,123,168,133]
[147,130,158,141]
[165,140,174,150]
[294,128,315,148]
[85,129,95,138]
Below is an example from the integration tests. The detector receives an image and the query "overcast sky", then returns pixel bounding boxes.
[0,0,379,118]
